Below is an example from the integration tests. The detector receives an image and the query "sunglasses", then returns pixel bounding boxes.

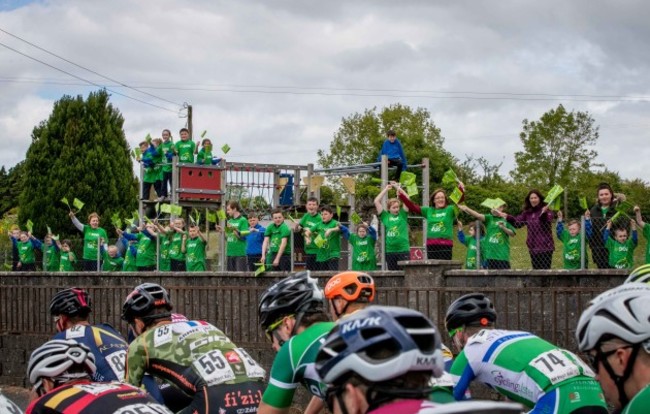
[264,315,293,344]
[586,345,632,373]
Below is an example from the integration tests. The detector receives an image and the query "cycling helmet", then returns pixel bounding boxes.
[258,271,324,330]
[121,283,173,323]
[576,283,650,352]
[27,339,96,391]
[445,293,497,334]
[49,287,91,317]
[315,305,444,385]
[324,271,375,302]
[624,264,650,285]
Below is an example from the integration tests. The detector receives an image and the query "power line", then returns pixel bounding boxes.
[0,27,184,108]
[0,41,179,113]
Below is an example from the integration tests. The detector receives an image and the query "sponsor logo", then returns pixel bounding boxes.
[491,370,535,400]
[341,316,382,334]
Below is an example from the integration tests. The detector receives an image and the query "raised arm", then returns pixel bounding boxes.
[634,205,646,228]
[69,212,84,232]
[458,204,485,222]
[374,184,392,215]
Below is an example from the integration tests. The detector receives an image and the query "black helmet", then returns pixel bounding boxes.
[122,283,173,323]
[445,293,496,334]
[258,271,324,330]
[49,288,92,317]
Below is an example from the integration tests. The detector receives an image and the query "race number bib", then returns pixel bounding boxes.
[193,350,236,385]
[153,325,173,347]
[113,403,173,414]
[235,348,266,379]
[107,350,127,381]
[529,350,580,385]
[66,324,86,339]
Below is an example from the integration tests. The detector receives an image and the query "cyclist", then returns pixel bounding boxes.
[446,293,607,413]
[257,272,334,414]
[50,287,129,382]
[576,283,650,413]
[122,282,265,414]
[315,305,523,414]
[624,264,650,284]
[323,271,376,320]
[25,339,172,414]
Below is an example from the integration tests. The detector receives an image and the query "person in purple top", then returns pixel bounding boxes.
[502,189,555,269]
[376,129,407,181]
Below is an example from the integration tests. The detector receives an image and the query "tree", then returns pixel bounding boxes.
[317,104,461,203]
[19,90,138,237]
[512,104,600,189]
[0,161,25,217]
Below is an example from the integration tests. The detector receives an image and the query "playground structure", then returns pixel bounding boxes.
[138,156,430,271]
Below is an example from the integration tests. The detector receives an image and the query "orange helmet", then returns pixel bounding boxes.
[324,271,375,302]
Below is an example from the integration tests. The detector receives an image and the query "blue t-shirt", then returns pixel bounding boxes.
[246,224,266,255]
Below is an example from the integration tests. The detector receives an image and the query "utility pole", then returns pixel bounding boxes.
[187,104,193,139]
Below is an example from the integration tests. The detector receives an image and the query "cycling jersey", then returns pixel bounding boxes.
[0,392,23,414]
[450,329,607,413]
[53,324,128,382]
[126,320,265,414]
[25,380,172,414]
[623,383,650,414]
[262,321,336,408]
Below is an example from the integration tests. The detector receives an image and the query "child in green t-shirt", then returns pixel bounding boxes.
[459,202,515,269]
[604,219,638,269]
[182,224,207,272]
[174,128,196,164]
[120,235,138,272]
[42,233,60,272]
[634,205,650,264]
[154,221,172,272]
[167,218,187,272]
[295,197,322,271]
[556,211,592,269]
[305,205,341,271]
[56,239,77,272]
[341,222,377,271]
[261,208,291,271]
[375,182,411,270]
[16,231,42,271]
[216,201,248,271]
[159,129,174,199]
[457,220,484,270]
[101,244,125,272]
[196,138,222,166]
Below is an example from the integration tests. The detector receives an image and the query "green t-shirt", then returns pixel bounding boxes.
[421,205,455,241]
[262,322,336,408]
[380,210,410,253]
[461,234,478,270]
[559,229,589,270]
[82,225,108,261]
[226,215,248,257]
[623,384,650,414]
[160,140,174,173]
[142,148,159,184]
[169,231,187,261]
[349,234,376,271]
[299,213,322,255]
[264,222,291,254]
[59,251,77,272]
[483,215,515,261]
[642,223,650,263]
[185,237,206,271]
[175,140,196,163]
[135,233,156,268]
[196,147,213,165]
[313,219,341,263]
[126,321,265,394]
[102,251,125,272]
[159,236,171,271]
[43,243,60,272]
[605,234,637,269]
[123,245,137,272]
[17,240,37,265]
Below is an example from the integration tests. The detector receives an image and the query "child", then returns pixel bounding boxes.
[121,236,138,272]
[168,218,187,271]
[42,233,60,272]
[459,202,516,269]
[604,219,638,269]
[245,212,266,271]
[16,231,42,271]
[457,220,484,270]
[118,224,158,272]
[154,220,172,272]
[634,205,650,264]
[196,138,222,165]
[305,205,342,271]
[174,128,196,164]
[159,129,174,199]
[8,226,20,271]
[295,197,322,271]
[374,182,410,270]
[101,243,125,272]
[139,140,160,201]
[216,201,248,271]
[261,208,291,271]
[56,239,77,272]
[182,224,207,271]
[556,211,592,269]
[376,129,407,181]
[151,138,164,201]
[340,221,377,271]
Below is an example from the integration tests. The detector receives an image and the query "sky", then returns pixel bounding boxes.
[1,0,649,182]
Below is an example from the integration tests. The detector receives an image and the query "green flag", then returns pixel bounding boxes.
[399,171,416,186]
[544,185,564,204]
[217,209,227,221]
[406,183,418,197]
[133,147,142,159]
[549,197,561,211]
[442,169,459,185]
[336,205,342,218]
[449,187,464,205]
[47,225,52,235]
[221,143,231,154]
[579,196,589,211]
[51,234,59,241]
[145,133,152,143]
[160,204,172,214]
[201,130,207,138]
[254,263,265,277]
[124,218,134,227]
[61,197,70,209]
[314,234,326,248]
[350,211,362,225]
[73,198,85,212]
[287,214,296,223]
[206,211,217,223]
[616,200,635,214]
[370,177,383,185]
[170,204,183,216]
[26,219,34,233]
[480,198,505,210]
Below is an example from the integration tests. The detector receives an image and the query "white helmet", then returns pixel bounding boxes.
[27,339,96,393]
[624,264,650,285]
[576,283,650,352]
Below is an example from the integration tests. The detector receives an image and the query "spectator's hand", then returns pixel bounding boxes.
[634,205,641,213]
[630,219,637,229]
[557,211,563,221]
[69,211,75,218]
[584,210,591,220]
[606,219,612,229]
[272,258,280,267]
[116,229,123,236]
[457,220,463,230]
[541,205,549,214]
[215,225,223,232]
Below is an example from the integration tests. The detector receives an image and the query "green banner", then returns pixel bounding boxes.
[544,185,564,204]
[221,144,231,154]
[442,169,459,185]
[350,211,362,225]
